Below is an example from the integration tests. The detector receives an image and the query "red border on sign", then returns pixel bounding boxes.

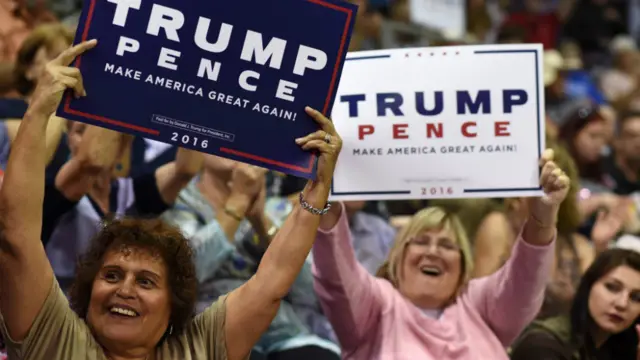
[63,0,353,174]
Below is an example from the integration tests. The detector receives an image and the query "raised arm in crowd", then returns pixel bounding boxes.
[312,149,570,360]
[0,39,344,360]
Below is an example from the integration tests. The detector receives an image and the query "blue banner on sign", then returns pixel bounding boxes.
[56,0,357,179]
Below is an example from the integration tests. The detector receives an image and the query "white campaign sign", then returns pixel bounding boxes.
[409,0,465,39]
[329,44,545,201]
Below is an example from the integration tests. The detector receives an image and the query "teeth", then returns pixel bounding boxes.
[110,307,137,317]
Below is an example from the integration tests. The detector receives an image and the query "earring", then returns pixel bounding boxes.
[168,324,173,336]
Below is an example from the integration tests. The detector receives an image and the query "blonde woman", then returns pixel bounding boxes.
[312,149,569,360]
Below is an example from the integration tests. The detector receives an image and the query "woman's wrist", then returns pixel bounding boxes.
[529,201,559,228]
[528,211,556,228]
[302,180,331,210]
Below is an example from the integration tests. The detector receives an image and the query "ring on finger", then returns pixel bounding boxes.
[324,133,332,144]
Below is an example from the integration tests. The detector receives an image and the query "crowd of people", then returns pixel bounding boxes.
[1,0,640,359]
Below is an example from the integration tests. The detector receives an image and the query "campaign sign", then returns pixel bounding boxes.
[56,0,358,179]
[329,44,545,201]
[409,0,465,39]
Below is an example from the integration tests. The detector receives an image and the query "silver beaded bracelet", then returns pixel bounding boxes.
[299,192,331,215]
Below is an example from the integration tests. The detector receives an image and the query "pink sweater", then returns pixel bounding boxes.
[312,204,555,360]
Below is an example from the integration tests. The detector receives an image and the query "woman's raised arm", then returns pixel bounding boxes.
[0,40,96,342]
[223,107,342,360]
[466,149,568,346]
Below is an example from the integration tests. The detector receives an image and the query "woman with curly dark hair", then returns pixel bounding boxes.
[68,217,200,341]
[0,39,343,360]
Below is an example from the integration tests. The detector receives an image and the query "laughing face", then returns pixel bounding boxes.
[397,226,463,309]
[86,246,172,351]
[588,265,640,335]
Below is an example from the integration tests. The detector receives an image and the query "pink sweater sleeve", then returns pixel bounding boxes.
[312,203,388,351]
[466,223,555,347]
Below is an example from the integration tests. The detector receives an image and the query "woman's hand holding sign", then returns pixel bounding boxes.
[29,40,97,118]
[524,148,571,246]
[0,39,98,345]
[296,106,342,187]
[224,107,342,360]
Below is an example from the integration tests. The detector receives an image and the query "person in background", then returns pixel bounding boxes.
[312,148,569,359]
[43,117,201,292]
[161,154,340,360]
[502,0,576,49]
[600,35,640,112]
[558,104,638,248]
[471,143,624,318]
[46,0,82,27]
[290,200,396,345]
[605,112,640,195]
[473,145,584,276]
[510,249,640,360]
[335,201,396,275]
[495,24,527,44]
[0,23,154,180]
[0,38,345,360]
[467,0,497,44]
[558,40,607,105]
[355,0,384,51]
[0,23,72,167]
[563,0,628,67]
[0,0,57,96]
[544,50,593,130]
[558,104,616,198]
[598,105,618,148]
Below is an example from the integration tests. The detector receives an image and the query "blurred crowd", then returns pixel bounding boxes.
[2,0,640,359]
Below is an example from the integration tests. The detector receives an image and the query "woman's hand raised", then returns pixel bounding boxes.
[28,39,97,118]
[295,107,342,186]
[527,148,571,226]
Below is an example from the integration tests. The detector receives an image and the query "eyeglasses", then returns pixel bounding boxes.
[408,236,460,253]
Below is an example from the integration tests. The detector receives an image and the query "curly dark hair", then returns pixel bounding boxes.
[69,217,198,339]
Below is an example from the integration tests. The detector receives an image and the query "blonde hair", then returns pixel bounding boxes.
[377,207,474,293]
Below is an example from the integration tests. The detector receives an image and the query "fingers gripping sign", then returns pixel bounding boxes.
[526,148,572,230]
[295,107,342,185]
[537,148,570,207]
[55,40,99,67]
[29,39,98,117]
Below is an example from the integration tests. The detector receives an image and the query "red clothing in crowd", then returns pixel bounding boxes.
[504,12,560,49]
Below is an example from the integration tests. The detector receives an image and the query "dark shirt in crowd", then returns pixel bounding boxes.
[511,316,614,360]
[604,153,640,195]
[563,0,627,55]
[0,98,27,119]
